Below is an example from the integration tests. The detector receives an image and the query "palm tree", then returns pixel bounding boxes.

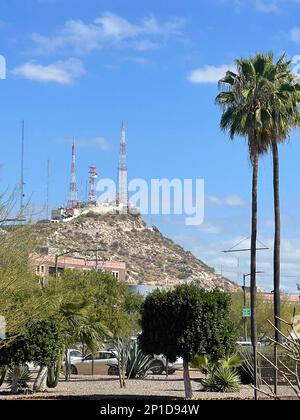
[217,53,300,395]
[257,55,300,389]
[216,54,273,396]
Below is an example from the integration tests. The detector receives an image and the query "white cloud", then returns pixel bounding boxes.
[29,12,186,55]
[224,0,300,14]
[187,64,235,84]
[208,195,245,207]
[290,27,300,43]
[199,222,222,235]
[11,58,85,84]
[254,0,280,13]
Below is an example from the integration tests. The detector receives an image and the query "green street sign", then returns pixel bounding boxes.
[243,308,252,318]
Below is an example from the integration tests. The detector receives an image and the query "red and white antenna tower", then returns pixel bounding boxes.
[89,166,98,203]
[117,121,128,207]
[68,140,78,209]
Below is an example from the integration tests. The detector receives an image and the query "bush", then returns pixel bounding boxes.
[7,365,32,393]
[202,367,241,393]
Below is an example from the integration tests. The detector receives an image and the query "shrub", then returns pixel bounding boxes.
[202,366,241,393]
[7,365,32,393]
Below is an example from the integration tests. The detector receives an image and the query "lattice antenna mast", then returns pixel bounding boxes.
[89,166,98,203]
[117,121,128,207]
[68,139,78,208]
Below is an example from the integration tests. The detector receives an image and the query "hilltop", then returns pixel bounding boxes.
[33,212,237,291]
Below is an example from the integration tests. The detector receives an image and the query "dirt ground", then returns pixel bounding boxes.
[0,371,297,400]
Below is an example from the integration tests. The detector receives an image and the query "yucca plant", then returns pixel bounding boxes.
[194,354,242,393]
[202,367,241,393]
[7,365,32,394]
[211,367,241,393]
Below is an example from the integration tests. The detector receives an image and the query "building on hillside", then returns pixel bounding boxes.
[262,292,299,303]
[32,253,126,282]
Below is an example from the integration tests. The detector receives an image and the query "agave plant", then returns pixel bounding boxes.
[126,340,156,379]
[7,365,32,394]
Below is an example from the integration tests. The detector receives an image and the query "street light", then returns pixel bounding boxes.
[242,272,264,342]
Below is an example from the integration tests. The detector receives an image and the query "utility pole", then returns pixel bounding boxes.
[223,238,269,400]
[46,160,50,220]
[242,272,264,342]
[243,274,248,342]
[20,120,25,222]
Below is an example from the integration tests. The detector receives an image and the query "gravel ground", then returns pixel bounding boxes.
[0,372,297,400]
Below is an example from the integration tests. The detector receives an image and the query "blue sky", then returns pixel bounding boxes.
[1,0,300,292]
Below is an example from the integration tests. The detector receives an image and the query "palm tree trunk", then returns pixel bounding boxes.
[250,150,259,400]
[183,358,193,400]
[272,140,281,395]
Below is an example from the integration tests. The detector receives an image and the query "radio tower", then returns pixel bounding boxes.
[89,166,98,203]
[117,121,128,207]
[68,140,78,209]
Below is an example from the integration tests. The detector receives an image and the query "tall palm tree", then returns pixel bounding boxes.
[216,54,274,396]
[258,55,300,389]
[217,53,300,394]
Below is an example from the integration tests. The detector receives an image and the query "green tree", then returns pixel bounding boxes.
[27,318,66,392]
[258,56,300,341]
[216,53,277,391]
[230,291,300,340]
[139,285,236,399]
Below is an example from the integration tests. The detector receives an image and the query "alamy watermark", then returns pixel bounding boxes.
[0,316,6,340]
[97,178,204,226]
[0,55,6,80]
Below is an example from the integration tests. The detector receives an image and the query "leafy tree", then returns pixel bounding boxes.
[216,53,300,392]
[139,285,236,399]
[27,318,66,392]
[230,291,300,340]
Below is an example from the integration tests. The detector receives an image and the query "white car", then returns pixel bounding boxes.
[70,351,118,375]
[66,349,83,363]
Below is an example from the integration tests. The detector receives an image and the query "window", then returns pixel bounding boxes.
[112,271,119,279]
[70,351,82,358]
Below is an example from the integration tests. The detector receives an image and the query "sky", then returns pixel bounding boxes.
[1,0,300,293]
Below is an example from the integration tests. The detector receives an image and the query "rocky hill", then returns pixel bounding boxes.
[34,212,237,292]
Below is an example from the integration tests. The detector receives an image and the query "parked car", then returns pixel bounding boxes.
[107,354,183,376]
[29,349,83,374]
[152,356,183,375]
[70,351,117,375]
[65,349,83,363]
